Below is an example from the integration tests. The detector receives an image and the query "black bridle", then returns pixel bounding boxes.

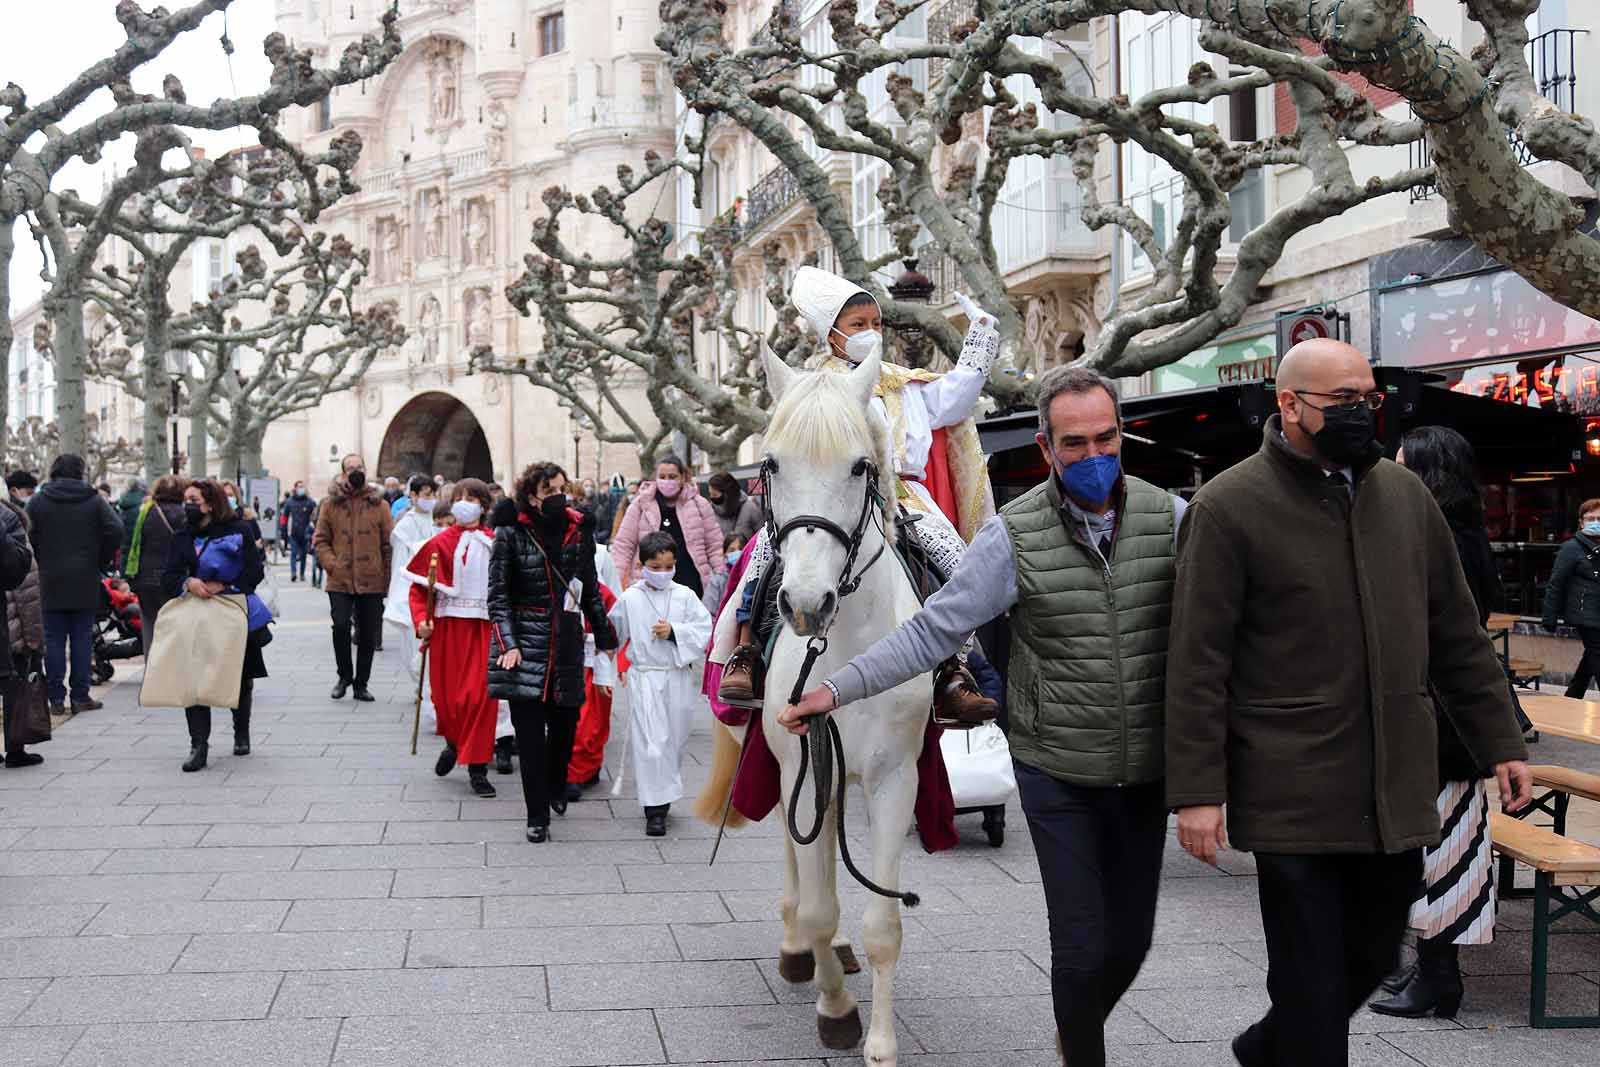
[756,455,920,909]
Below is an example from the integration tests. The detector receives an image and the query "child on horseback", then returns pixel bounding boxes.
[714,266,1001,726]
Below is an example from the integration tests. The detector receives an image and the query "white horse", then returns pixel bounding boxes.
[695,346,931,1066]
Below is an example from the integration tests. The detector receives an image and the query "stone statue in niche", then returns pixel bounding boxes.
[463,199,492,266]
[486,101,508,163]
[467,289,492,348]
[376,218,400,282]
[427,41,460,126]
[421,189,446,260]
[418,294,443,363]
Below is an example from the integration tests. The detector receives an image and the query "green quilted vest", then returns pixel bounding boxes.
[1000,475,1175,787]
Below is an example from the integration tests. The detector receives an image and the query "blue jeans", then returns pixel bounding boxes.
[43,608,95,706]
[289,534,311,580]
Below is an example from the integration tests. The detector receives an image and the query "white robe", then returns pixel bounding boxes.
[609,581,714,808]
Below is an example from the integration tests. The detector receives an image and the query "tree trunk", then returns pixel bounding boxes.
[0,219,14,460]
[238,425,265,479]
[187,402,209,478]
[45,293,88,455]
[141,312,173,480]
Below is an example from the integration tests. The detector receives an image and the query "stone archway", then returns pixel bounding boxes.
[378,391,493,481]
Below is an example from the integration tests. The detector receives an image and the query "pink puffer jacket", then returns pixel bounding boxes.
[610,479,728,589]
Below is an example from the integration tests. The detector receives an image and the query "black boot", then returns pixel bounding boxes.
[1370,939,1463,1019]
[644,804,668,837]
[468,764,496,798]
[434,742,457,777]
[232,685,252,756]
[494,737,515,775]
[1378,959,1416,997]
[183,707,210,772]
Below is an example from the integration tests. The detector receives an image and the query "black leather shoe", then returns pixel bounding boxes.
[434,743,457,777]
[468,766,496,798]
[1370,942,1463,1019]
[4,751,43,768]
[563,782,582,803]
[645,812,667,837]
[182,743,209,773]
[71,698,103,713]
[352,687,376,702]
[331,680,350,700]
[526,824,549,843]
[233,732,250,757]
[494,742,514,775]
[550,798,568,816]
[1231,1024,1269,1067]
[1379,960,1415,997]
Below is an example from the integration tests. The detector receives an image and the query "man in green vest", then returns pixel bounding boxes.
[781,365,1182,1067]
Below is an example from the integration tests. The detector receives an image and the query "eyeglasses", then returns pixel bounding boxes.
[1293,390,1385,413]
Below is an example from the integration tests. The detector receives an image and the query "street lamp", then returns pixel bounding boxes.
[166,350,185,475]
[572,410,593,480]
[886,258,935,368]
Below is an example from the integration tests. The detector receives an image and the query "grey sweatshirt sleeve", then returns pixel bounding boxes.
[827,514,1019,706]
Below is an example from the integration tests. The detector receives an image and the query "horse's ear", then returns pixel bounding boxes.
[846,340,881,408]
[762,342,796,402]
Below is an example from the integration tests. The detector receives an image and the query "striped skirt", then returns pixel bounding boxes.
[1407,778,1496,945]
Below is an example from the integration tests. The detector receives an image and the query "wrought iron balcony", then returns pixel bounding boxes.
[1411,27,1588,202]
[736,164,805,241]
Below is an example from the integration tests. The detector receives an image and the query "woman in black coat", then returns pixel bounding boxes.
[163,479,268,772]
[1372,426,1506,1019]
[488,461,617,842]
[125,475,189,658]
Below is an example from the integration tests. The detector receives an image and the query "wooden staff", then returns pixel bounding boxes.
[410,554,439,756]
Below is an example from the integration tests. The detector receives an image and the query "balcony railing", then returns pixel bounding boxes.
[1410,27,1588,202]
[735,164,805,241]
[363,145,490,195]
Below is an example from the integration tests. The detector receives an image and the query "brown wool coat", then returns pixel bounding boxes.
[313,479,394,595]
[1165,418,1527,854]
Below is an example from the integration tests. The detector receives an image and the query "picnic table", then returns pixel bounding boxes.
[1521,692,1600,745]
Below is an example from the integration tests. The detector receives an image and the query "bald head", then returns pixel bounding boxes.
[1275,338,1370,395]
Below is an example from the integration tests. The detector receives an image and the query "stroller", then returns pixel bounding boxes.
[91,577,144,685]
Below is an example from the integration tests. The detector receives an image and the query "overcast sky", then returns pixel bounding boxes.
[4,0,278,312]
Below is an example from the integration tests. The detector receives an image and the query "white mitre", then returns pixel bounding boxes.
[790,265,878,342]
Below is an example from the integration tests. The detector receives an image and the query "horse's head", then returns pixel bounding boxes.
[760,343,894,637]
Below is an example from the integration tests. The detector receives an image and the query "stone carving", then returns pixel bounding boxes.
[466,288,492,348]
[362,385,383,418]
[427,40,460,127]
[483,373,503,406]
[463,198,492,266]
[376,217,401,283]
[486,101,508,164]
[418,294,443,363]
[421,188,446,260]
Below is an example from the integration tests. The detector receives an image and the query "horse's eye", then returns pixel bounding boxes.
[764,457,779,475]
[851,458,869,478]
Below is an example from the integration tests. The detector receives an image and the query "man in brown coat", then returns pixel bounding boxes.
[1166,339,1531,1067]
[314,453,394,701]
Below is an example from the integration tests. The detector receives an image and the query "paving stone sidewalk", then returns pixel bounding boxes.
[0,567,1595,1066]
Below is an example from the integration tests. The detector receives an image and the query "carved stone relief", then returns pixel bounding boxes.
[425,38,463,135]
[420,188,447,261]
[462,198,493,267]
[418,293,443,363]
[465,288,492,348]
[486,101,508,164]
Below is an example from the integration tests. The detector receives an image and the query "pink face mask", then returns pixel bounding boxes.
[658,480,682,499]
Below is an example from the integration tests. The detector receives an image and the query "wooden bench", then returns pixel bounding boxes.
[1487,613,1544,690]
[1489,811,1600,1027]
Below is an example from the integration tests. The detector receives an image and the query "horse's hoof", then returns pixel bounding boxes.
[778,949,815,984]
[834,942,862,974]
[817,1005,863,1050]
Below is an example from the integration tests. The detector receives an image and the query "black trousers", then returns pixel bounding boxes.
[1015,762,1166,1067]
[508,699,579,827]
[2,673,23,755]
[185,677,253,745]
[1564,625,1600,698]
[328,592,384,687]
[1237,849,1424,1067]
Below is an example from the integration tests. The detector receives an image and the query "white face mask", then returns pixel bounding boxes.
[415,497,437,514]
[450,500,483,526]
[641,568,674,590]
[833,328,881,364]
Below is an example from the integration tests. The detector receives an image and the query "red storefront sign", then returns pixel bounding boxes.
[1445,357,1600,410]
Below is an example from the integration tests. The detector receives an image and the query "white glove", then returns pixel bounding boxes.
[954,291,996,329]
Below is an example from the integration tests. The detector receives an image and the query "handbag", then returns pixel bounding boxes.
[140,593,249,709]
[255,567,281,621]
[940,720,1016,808]
[10,652,51,746]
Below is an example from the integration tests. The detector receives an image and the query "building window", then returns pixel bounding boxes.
[539,12,565,56]
[316,95,332,133]
[207,241,229,295]
[1227,78,1265,244]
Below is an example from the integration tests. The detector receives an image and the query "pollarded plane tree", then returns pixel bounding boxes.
[473,153,809,470]
[661,0,1599,380]
[80,131,398,479]
[0,0,403,455]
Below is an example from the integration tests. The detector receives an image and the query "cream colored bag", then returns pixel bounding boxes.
[140,593,249,709]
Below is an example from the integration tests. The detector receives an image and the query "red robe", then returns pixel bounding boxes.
[567,582,620,785]
[407,524,498,765]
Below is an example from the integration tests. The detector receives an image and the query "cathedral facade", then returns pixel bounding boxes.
[267,0,674,490]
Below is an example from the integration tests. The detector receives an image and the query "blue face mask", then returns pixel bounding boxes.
[1055,453,1122,506]
[726,550,742,566]
[1584,522,1600,537]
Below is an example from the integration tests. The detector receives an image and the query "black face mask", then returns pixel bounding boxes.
[1310,404,1382,468]
[183,504,205,527]
[538,494,568,532]
[346,470,366,491]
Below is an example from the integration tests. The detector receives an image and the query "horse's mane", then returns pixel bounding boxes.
[764,369,897,543]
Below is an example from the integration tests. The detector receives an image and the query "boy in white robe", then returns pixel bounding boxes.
[609,531,715,837]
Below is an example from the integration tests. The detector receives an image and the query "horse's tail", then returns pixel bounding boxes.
[693,719,749,829]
